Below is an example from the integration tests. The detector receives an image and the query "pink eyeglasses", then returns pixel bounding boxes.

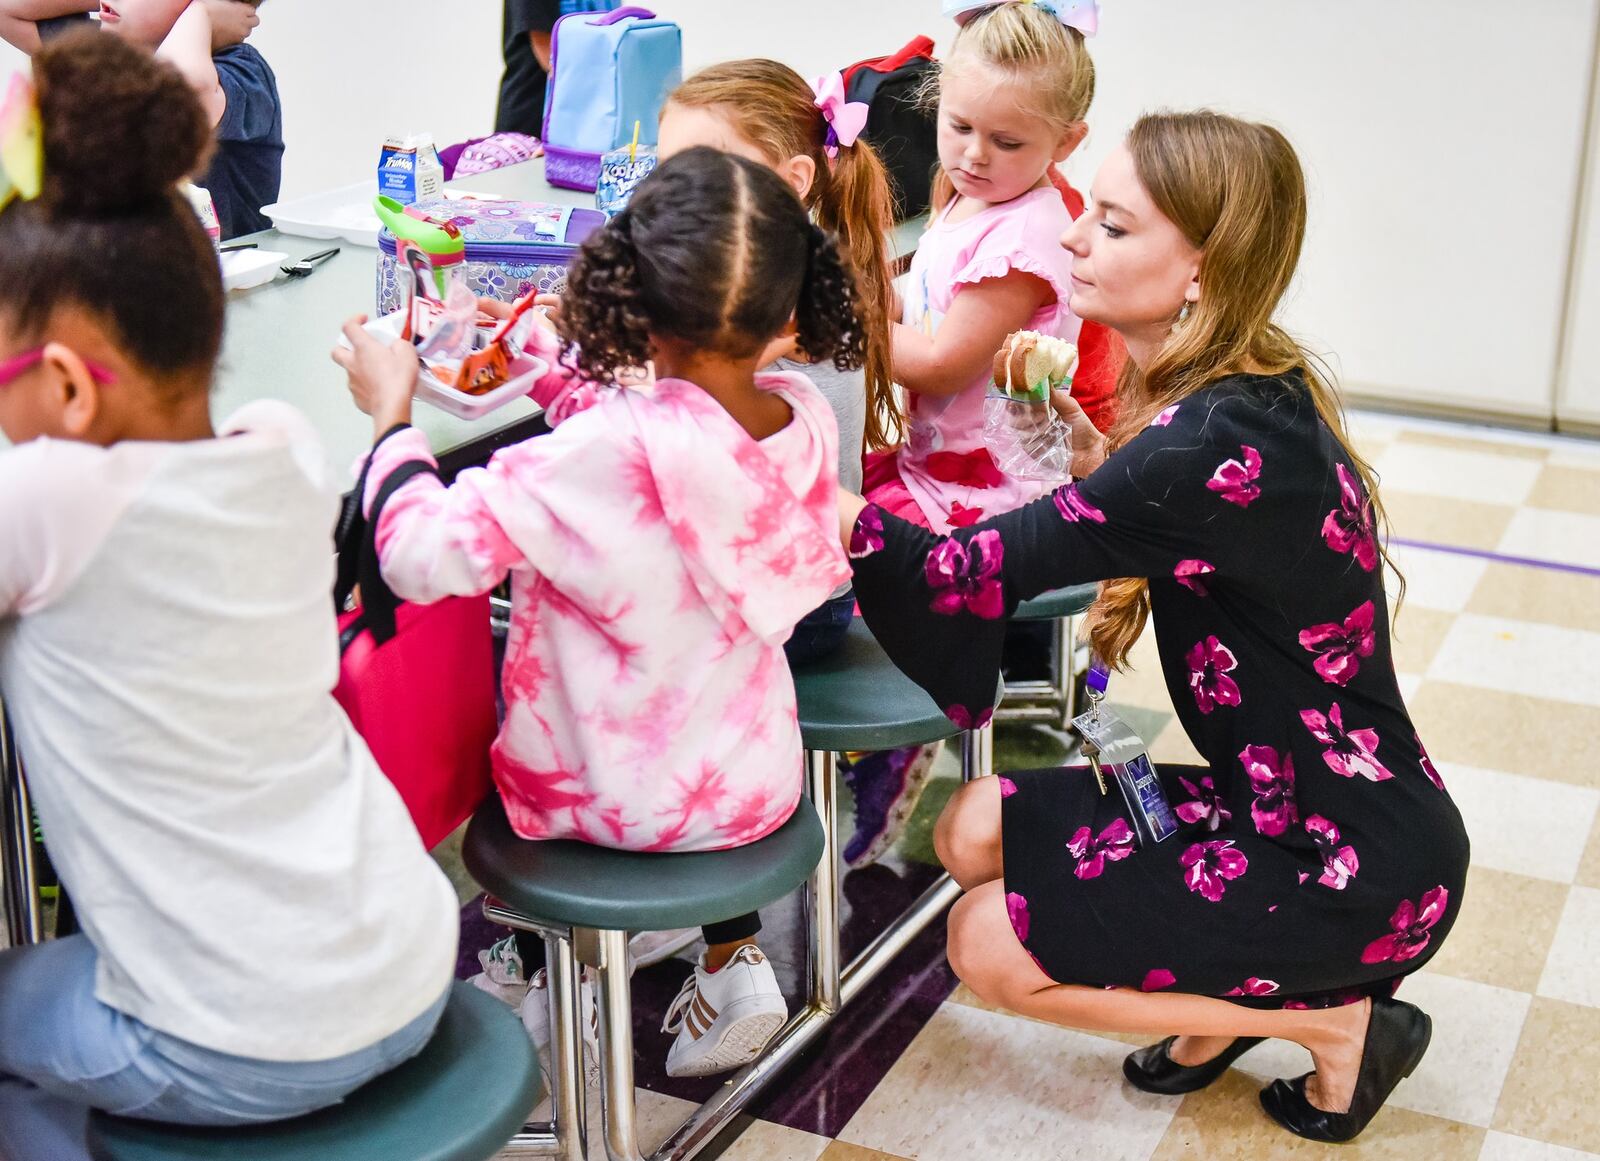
[0,347,118,388]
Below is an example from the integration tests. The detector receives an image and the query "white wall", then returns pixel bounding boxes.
[1558,32,1600,432]
[2,2,1598,426]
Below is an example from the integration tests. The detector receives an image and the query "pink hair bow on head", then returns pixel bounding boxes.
[941,0,1099,36]
[811,72,870,160]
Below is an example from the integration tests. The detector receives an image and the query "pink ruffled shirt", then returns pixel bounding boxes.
[365,360,849,853]
[899,188,1081,533]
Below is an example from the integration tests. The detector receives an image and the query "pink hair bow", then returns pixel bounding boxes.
[811,72,870,160]
[941,0,1100,37]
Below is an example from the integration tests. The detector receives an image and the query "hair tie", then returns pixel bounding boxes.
[0,73,43,212]
[810,72,870,160]
[941,0,1100,37]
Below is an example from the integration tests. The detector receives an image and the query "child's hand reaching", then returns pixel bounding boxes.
[333,316,418,436]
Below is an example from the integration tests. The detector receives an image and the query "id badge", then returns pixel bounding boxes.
[1072,699,1178,848]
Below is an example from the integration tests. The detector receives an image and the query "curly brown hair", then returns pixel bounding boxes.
[0,30,222,392]
[558,147,866,386]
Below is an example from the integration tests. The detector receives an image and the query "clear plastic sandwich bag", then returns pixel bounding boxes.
[983,392,1074,485]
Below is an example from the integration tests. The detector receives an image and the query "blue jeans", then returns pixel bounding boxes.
[0,935,449,1161]
[784,591,855,669]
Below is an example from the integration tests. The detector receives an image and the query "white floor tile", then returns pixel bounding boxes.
[1427,615,1600,709]
[1385,971,1531,1127]
[1388,542,1488,613]
[839,1001,1178,1161]
[716,1120,833,1161]
[1537,886,1600,1009]
[1479,1129,1600,1160]
[1374,442,1545,507]
[1497,509,1600,571]
[1436,762,1599,883]
[1398,672,1425,701]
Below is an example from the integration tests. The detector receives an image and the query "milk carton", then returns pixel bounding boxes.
[378,134,445,206]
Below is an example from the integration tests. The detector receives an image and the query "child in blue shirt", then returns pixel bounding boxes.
[0,0,283,238]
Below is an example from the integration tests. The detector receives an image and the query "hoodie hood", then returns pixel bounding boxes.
[622,372,851,644]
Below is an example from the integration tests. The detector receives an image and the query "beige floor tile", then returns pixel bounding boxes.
[946,983,1153,1049]
[1479,1129,1600,1160]
[1381,492,1514,552]
[838,1002,1178,1161]
[1435,762,1599,883]
[1388,605,1458,676]
[1423,867,1568,993]
[1149,1070,1485,1161]
[1528,465,1600,517]
[1536,887,1600,1009]
[1495,998,1600,1153]
[1150,719,1205,767]
[1398,673,1424,702]
[1579,814,1600,889]
[527,1085,701,1157]
[1466,563,1600,635]
[1498,509,1600,571]
[717,1121,833,1161]
[1392,428,1552,464]
[1374,443,1545,507]
[817,1143,914,1161]
[1387,542,1488,613]
[1427,616,1600,709]
[1406,682,1600,790]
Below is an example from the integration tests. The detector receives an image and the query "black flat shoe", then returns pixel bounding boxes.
[1123,1036,1266,1095]
[1258,998,1432,1143]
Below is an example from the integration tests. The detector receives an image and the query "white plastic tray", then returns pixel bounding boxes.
[339,311,548,421]
[263,185,509,249]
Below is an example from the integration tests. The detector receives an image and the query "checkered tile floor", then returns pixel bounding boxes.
[467,412,1600,1161]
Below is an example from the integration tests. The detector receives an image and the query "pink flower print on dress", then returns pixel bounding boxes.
[1007,891,1031,942]
[1305,815,1360,890]
[1150,405,1180,428]
[1360,886,1450,965]
[1300,702,1394,782]
[1240,745,1299,836]
[1225,978,1280,997]
[925,530,1006,619]
[1206,445,1263,508]
[1141,968,1177,992]
[1186,636,1243,715]
[849,505,886,559]
[1417,733,1446,791]
[999,776,1019,798]
[946,703,995,730]
[1298,600,1377,687]
[1174,559,1217,596]
[1181,840,1249,903]
[1053,483,1108,525]
[1176,773,1232,832]
[1066,818,1137,880]
[1322,463,1379,572]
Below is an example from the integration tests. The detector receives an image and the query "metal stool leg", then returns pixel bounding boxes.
[960,726,993,782]
[594,927,646,1161]
[1057,614,1079,731]
[805,749,842,1014]
[1,709,42,948]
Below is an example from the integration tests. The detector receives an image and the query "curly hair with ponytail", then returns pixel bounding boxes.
[666,60,902,451]
[559,146,865,387]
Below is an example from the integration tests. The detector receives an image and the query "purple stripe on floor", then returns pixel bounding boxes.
[1392,537,1600,579]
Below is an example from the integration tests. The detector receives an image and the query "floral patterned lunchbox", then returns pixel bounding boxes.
[376,198,607,315]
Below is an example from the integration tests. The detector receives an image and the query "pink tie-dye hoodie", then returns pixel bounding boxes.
[362,356,850,853]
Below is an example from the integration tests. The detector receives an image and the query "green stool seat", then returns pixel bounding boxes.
[793,618,958,752]
[463,794,824,932]
[1015,583,1097,622]
[88,983,541,1161]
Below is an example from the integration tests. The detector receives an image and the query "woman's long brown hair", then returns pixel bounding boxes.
[668,61,903,451]
[1089,111,1401,669]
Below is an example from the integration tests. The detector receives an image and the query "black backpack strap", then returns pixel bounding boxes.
[334,423,418,613]
[353,460,441,648]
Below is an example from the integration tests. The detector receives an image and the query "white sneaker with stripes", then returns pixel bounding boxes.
[662,945,788,1079]
[519,966,602,1090]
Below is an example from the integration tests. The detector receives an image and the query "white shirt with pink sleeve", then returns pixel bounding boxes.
[899,187,1081,533]
[365,365,850,854]
[0,404,459,1062]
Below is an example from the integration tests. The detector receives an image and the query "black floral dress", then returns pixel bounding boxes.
[849,372,1470,1008]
